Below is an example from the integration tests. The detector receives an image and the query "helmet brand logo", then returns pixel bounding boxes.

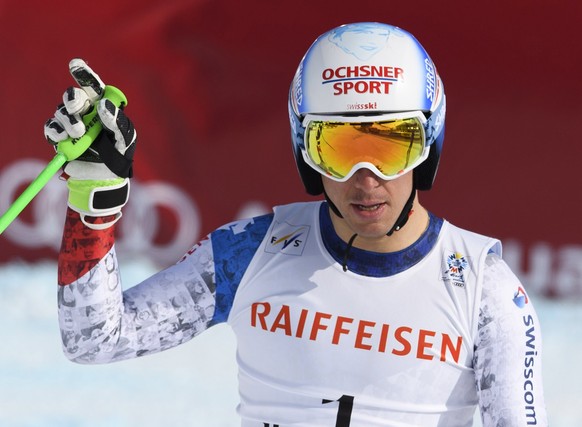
[425,58,437,103]
[321,65,403,96]
[322,65,403,81]
[293,62,304,108]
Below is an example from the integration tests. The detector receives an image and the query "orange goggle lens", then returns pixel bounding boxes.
[304,114,427,181]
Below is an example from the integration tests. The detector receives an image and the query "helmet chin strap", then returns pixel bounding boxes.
[385,184,416,236]
[323,183,416,237]
[325,184,416,273]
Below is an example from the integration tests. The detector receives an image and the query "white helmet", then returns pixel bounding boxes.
[289,22,446,195]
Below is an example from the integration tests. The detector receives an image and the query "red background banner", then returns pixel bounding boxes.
[0,0,580,296]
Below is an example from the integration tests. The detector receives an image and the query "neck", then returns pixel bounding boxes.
[329,201,430,253]
[319,204,443,276]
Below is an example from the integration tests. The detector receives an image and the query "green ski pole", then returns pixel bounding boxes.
[0,86,127,235]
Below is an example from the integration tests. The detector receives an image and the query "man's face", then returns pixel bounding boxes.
[322,168,414,243]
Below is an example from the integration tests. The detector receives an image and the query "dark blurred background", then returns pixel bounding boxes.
[1,0,580,297]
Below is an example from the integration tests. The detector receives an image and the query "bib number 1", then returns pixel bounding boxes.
[323,395,354,427]
[263,394,355,427]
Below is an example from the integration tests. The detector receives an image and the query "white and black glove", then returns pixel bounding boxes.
[44,59,136,230]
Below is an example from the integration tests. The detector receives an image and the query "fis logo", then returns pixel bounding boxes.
[265,221,310,256]
[513,286,529,308]
[442,251,469,288]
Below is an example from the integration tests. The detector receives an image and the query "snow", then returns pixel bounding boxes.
[0,259,577,426]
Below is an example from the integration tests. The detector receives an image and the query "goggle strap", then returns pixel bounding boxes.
[425,96,446,146]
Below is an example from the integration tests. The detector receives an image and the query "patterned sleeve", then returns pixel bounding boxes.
[474,252,548,426]
[57,208,272,364]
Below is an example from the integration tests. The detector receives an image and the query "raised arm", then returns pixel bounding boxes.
[47,59,274,366]
[45,59,215,364]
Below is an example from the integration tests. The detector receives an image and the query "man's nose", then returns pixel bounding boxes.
[352,167,383,188]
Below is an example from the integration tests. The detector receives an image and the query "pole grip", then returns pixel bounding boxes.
[0,86,127,235]
[56,86,127,161]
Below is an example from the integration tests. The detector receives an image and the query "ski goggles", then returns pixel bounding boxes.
[302,111,429,182]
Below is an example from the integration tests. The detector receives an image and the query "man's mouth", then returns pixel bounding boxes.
[355,203,385,211]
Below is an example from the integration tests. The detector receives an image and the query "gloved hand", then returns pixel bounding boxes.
[44,59,136,230]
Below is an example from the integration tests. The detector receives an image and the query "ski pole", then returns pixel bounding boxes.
[0,86,127,235]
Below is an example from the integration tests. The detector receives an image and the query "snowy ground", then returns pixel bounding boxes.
[0,259,578,427]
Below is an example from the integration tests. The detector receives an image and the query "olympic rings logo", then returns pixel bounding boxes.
[0,159,201,265]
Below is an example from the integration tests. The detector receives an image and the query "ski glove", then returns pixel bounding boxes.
[44,59,136,230]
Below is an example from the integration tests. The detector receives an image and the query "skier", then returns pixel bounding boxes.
[45,22,547,426]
